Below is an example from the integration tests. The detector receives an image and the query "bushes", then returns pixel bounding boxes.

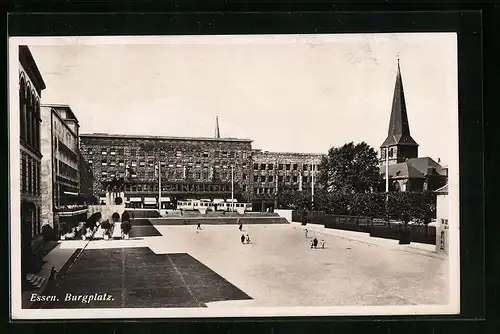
[122,211,131,222]
[111,212,120,222]
[121,221,132,234]
[114,197,123,205]
[283,191,436,223]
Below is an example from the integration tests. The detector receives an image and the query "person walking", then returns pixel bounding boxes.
[321,239,325,249]
[313,237,318,249]
[197,222,201,230]
[241,234,246,244]
[305,228,308,238]
[246,234,251,244]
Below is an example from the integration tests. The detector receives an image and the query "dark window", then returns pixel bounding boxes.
[286,164,291,170]
[293,176,298,182]
[243,174,247,180]
[303,164,308,171]
[260,164,266,170]
[268,164,274,170]
[293,164,298,170]
[286,175,291,182]
[269,176,274,182]
[253,164,259,170]
[253,175,258,182]
[260,176,266,182]
[279,164,284,170]
[278,176,283,183]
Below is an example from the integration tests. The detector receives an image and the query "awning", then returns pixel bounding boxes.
[160,197,171,202]
[63,191,79,196]
[129,197,142,202]
[144,197,157,204]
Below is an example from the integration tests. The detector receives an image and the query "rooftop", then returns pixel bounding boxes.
[80,133,253,143]
[42,104,79,123]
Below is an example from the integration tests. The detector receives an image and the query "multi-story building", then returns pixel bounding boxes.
[250,150,323,211]
[379,61,448,192]
[19,45,46,278]
[40,104,86,234]
[79,132,254,207]
[79,118,324,211]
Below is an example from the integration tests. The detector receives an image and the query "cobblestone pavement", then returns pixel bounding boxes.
[30,223,449,309]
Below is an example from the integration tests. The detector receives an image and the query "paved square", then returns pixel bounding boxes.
[33,223,448,309]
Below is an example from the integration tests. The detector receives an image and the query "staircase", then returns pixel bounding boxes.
[25,273,48,290]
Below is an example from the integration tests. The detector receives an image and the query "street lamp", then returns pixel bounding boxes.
[230,166,234,212]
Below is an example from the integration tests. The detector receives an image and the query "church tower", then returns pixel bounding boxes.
[380,60,419,165]
[214,116,220,138]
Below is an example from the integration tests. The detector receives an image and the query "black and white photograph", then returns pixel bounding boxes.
[9,33,460,319]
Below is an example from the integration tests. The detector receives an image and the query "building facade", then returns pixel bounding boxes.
[379,61,447,192]
[79,129,324,211]
[19,45,46,278]
[79,133,255,207]
[250,150,323,211]
[40,104,86,234]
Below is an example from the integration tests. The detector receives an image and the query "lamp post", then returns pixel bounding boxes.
[231,166,234,212]
[158,161,162,210]
[311,159,315,211]
[274,159,278,211]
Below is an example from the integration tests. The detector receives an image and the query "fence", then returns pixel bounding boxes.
[292,210,436,245]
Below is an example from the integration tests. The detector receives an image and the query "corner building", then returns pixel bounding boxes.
[40,104,86,234]
[19,45,46,278]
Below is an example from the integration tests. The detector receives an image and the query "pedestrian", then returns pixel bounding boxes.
[310,240,314,249]
[313,237,318,249]
[321,239,325,249]
[197,222,201,230]
[239,223,243,231]
[305,229,308,238]
[246,234,251,244]
[241,234,245,244]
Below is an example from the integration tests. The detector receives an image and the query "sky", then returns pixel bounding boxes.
[24,33,457,164]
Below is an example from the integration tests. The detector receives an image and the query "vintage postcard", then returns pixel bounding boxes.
[9,33,460,320]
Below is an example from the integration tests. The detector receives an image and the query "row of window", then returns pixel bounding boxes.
[254,187,275,194]
[84,148,249,160]
[100,169,246,181]
[253,163,319,171]
[252,175,312,183]
[58,160,79,181]
[111,183,237,193]
[19,76,41,152]
[21,154,40,196]
[89,159,247,169]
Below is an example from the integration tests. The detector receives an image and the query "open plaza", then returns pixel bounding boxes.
[25,217,448,309]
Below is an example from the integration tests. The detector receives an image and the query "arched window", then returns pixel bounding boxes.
[31,92,36,148]
[35,98,40,151]
[19,77,26,141]
[26,88,32,146]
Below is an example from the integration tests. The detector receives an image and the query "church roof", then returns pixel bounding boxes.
[381,61,419,148]
[379,157,447,179]
[379,162,426,179]
[406,157,447,177]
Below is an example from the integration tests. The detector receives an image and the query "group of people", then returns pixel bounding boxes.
[305,229,325,249]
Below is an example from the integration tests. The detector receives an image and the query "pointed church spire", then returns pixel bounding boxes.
[381,60,418,148]
[214,116,220,138]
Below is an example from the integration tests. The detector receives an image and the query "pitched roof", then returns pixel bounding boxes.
[379,161,425,179]
[381,61,418,148]
[406,157,447,176]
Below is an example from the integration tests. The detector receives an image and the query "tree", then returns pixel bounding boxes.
[318,142,382,193]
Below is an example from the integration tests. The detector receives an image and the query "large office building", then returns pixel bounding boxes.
[379,61,448,192]
[40,104,87,234]
[79,119,323,210]
[19,45,46,278]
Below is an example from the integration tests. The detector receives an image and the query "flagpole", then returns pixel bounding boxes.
[231,166,234,212]
[385,148,389,225]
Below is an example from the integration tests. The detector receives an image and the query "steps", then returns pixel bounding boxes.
[25,273,48,290]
